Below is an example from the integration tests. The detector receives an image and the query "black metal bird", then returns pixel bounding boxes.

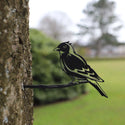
[55,41,108,98]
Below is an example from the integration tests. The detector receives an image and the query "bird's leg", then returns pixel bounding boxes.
[75,78,88,83]
[71,77,75,82]
[68,76,79,85]
[69,77,87,85]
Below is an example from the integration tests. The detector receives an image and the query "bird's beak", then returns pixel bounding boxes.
[54,47,60,51]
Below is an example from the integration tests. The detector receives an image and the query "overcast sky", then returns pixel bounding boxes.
[29,0,125,42]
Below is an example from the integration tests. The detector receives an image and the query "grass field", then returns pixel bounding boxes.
[33,59,125,125]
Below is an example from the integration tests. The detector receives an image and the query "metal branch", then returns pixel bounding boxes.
[23,80,88,89]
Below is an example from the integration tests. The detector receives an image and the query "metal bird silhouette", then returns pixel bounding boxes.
[55,41,108,98]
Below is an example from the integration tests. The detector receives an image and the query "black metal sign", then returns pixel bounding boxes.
[24,41,108,98]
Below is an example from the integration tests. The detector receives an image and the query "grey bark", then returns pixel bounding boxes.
[0,0,33,125]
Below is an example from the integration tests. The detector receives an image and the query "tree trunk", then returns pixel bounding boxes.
[0,1,33,125]
[95,39,101,57]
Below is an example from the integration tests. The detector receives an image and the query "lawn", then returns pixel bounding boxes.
[33,59,125,125]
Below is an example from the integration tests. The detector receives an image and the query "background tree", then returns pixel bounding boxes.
[0,1,33,125]
[39,11,73,41]
[77,0,122,57]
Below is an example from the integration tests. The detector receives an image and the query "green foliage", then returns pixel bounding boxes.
[30,29,86,105]
[34,59,125,125]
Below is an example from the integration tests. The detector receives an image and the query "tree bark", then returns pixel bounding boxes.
[0,0,33,125]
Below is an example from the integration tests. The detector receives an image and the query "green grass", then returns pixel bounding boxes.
[34,59,125,125]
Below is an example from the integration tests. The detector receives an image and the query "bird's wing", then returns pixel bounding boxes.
[78,65,104,82]
[63,54,104,82]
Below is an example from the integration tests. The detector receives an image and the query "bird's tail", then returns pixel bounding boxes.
[88,81,108,98]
